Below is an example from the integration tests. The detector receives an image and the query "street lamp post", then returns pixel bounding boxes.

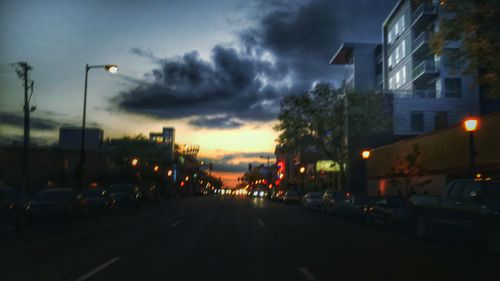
[361,149,371,193]
[79,64,118,191]
[464,117,479,178]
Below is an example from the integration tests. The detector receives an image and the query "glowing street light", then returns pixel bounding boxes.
[299,166,306,174]
[464,117,478,132]
[153,165,160,172]
[131,158,139,167]
[79,63,118,191]
[464,117,479,178]
[167,170,173,177]
[361,150,371,160]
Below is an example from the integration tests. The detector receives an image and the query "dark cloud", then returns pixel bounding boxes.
[112,0,397,129]
[112,47,283,122]
[0,111,59,131]
[0,111,100,131]
[189,115,244,129]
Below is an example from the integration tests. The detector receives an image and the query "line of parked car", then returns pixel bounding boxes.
[0,182,166,230]
[269,179,500,256]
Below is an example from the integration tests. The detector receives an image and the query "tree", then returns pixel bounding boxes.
[108,134,174,183]
[430,0,500,97]
[274,84,392,189]
[389,144,431,197]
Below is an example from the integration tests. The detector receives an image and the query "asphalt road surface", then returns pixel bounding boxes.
[1,196,499,281]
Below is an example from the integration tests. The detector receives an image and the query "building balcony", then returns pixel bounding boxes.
[412,60,439,83]
[411,3,437,32]
[393,89,436,98]
[412,31,432,57]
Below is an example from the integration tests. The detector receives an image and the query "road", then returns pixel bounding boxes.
[1,196,499,281]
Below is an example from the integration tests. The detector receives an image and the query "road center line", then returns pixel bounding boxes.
[299,267,320,281]
[170,219,182,229]
[73,256,121,281]
[257,219,266,227]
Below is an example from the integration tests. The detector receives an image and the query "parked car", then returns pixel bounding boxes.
[0,184,26,230]
[272,190,286,202]
[335,194,374,222]
[301,192,323,211]
[322,191,347,216]
[365,196,410,230]
[409,179,500,255]
[140,182,160,202]
[26,188,87,222]
[108,183,143,211]
[282,190,301,205]
[82,188,111,216]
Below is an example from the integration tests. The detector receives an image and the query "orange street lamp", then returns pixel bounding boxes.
[167,170,173,177]
[299,166,306,174]
[361,150,371,160]
[464,117,478,132]
[153,165,160,172]
[464,117,479,178]
[131,158,139,167]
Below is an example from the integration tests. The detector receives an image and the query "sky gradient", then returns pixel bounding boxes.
[0,0,397,186]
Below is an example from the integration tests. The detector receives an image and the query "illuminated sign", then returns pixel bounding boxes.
[316,160,340,172]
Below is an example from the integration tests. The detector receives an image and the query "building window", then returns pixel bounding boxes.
[388,54,393,68]
[411,111,424,132]
[401,39,406,58]
[435,79,442,97]
[435,111,448,129]
[445,78,462,97]
[399,16,405,33]
[401,66,406,86]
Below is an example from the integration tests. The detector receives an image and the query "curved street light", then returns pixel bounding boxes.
[80,63,118,191]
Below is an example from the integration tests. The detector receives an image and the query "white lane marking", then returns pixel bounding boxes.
[257,219,266,227]
[299,267,320,281]
[73,256,121,281]
[170,219,182,229]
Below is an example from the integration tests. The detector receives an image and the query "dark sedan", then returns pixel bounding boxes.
[322,191,347,216]
[301,192,323,211]
[0,184,26,230]
[282,190,301,205]
[365,196,410,230]
[335,194,374,222]
[82,188,111,216]
[108,183,143,211]
[26,188,87,222]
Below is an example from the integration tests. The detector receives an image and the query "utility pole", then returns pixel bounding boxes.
[14,62,34,200]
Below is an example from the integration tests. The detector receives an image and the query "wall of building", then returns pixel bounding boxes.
[366,111,500,196]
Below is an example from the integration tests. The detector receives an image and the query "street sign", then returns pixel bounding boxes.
[316,160,340,172]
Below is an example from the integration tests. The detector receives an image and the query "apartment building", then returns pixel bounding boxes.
[330,42,382,92]
[383,0,479,136]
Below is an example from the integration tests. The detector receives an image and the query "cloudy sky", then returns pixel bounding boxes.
[0,0,397,186]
